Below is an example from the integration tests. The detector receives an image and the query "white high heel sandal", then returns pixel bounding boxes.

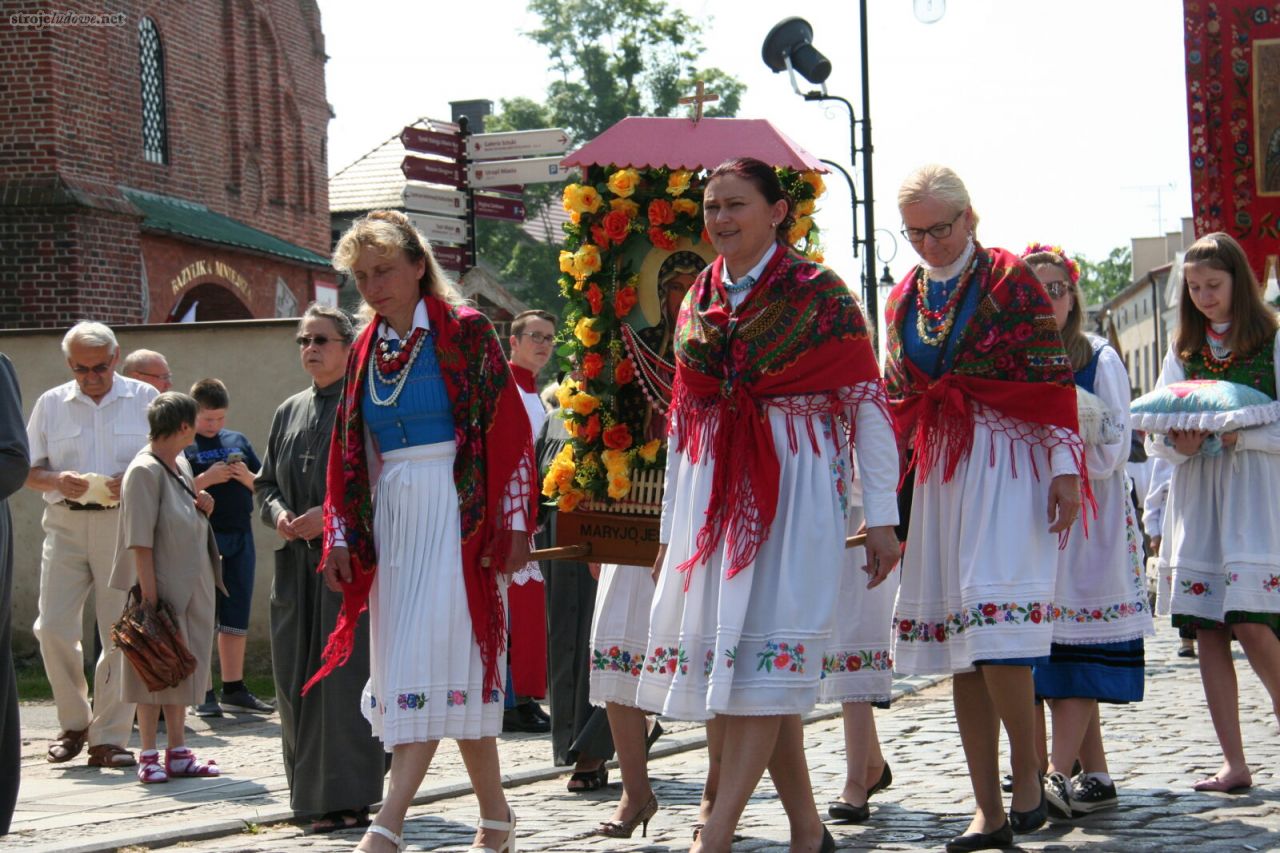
[470,808,517,853]
[360,824,405,852]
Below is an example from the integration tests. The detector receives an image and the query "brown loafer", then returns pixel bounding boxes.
[87,743,137,767]
[47,728,88,763]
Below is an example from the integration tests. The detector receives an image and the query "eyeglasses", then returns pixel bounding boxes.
[900,211,964,243]
[296,335,341,347]
[70,363,112,376]
[519,332,555,345]
[1043,280,1072,299]
[135,370,173,382]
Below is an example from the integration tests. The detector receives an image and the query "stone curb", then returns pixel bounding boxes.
[34,673,949,853]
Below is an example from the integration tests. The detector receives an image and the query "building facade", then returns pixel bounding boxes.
[0,1,333,328]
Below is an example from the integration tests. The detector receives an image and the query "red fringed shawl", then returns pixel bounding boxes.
[669,247,886,582]
[883,245,1091,505]
[303,296,536,697]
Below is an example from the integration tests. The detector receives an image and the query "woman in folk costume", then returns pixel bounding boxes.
[884,165,1085,853]
[314,211,536,853]
[1021,244,1153,821]
[635,158,901,853]
[1146,232,1280,794]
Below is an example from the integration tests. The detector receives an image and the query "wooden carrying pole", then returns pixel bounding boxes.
[527,532,868,562]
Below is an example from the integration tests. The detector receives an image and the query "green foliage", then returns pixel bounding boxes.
[1074,246,1133,305]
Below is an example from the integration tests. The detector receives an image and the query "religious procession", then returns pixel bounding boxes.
[2,2,1280,853]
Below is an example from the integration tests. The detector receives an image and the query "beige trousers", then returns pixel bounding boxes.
[32,504,134,748]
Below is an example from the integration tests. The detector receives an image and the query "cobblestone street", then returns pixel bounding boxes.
[10,624,1280,852]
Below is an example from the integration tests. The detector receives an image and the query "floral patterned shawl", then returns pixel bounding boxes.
[304,296,536,698]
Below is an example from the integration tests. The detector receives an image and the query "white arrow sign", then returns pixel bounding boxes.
[469,156,570,188]
[402,183,467,217]
[468,128,570,161]
[407,212,467,245]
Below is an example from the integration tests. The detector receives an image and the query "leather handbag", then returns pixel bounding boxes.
[111,585,197,692]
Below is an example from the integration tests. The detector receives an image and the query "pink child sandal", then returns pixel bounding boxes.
[165,747,220,777]
[137,750,168,784]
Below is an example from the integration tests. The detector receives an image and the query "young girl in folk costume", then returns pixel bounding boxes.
[1021,244,1153,820]
[1147,232,1280,793]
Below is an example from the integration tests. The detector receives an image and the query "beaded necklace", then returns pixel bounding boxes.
[914,251,979,347]
[367,327,429,407]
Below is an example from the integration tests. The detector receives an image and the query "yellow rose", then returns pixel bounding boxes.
[801,171,826,197]
[788,215,814,245]
[569,210,581,225]
[555,378,576,409]
[672,198,699,218]
[577,184,602,214]
[795,198,816,216]
[573,244,602,278]
[558,250,576,274]
[563,418,578,437]
[562,184,579,212]
[567,387,600,415]
[666,169,693,197]
[573,317,602,349]
[637,439,661,464]
[601,448,629,475]
[610,198,640,219]
[607,473,632,499]
[606,168,640,198]
[557,488,586,513]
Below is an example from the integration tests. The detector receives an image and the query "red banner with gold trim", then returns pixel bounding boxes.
[1185,1,1280,281]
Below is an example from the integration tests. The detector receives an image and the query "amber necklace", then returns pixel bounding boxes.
[914,250,979,347]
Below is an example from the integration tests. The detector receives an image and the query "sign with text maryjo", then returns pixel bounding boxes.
[473,193,526,223]
[402,183,466,216]
[406,212,466,245]
[468,128,569,161]
[468,156,568,188]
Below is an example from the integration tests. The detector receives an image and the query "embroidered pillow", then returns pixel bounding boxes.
[1077,388,1125,446]
[1130,379,1280,433]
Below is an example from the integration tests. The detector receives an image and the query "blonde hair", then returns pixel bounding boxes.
[897,164,980,234]
[332,210,462,306]
[1026,255,1092,372]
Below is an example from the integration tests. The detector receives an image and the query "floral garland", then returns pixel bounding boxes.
[542,163,826,509]
[1021,241,1081,284]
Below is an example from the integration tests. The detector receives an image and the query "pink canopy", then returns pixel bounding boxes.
[560,117,828,173]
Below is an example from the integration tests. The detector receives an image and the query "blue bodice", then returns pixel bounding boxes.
[362,333,455,450]
[902,272,983,377]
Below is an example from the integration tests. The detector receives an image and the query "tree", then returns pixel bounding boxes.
[475,0,745,311]
[1074,246,1133,306]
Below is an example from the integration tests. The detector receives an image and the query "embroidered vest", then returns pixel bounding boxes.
[1184,336,1277,400]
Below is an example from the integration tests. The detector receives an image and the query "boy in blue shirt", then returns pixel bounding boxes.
[185,378,273,715]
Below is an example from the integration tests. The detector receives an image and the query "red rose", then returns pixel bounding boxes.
[648,226,677,250]
[609,646,620,657]
[603,422,633,451]
[647,198,675,226]
[585,282,603,315]
[1191,582,1206,594]
[583,414,601,443]
[581,352,604,379]
[602,209,632,244]
[795,643,804,654]
[847,656,861,671]
[1091,609,1103,620]
[1029,608,1043,623]
[981,603,998,618]
[614,358,636,385]
[590,224,608,247]
[614,285,638,318]
[934,625,947,642]
[898,620,913,634]
[774,653,791,669]
[666,659,678,674]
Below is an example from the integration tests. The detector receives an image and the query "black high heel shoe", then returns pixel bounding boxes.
[945,821,1013,852]
[1008,773,1047,834]
[867,762,893,797]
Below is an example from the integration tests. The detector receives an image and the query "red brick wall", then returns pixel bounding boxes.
[0,0,330,329]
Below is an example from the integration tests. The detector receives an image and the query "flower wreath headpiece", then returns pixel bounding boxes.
[1021,242,1080,285]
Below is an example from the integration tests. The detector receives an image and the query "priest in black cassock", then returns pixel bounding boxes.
[256,305,384,832]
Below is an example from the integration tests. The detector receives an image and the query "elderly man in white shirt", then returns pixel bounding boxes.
[25,322,158,768]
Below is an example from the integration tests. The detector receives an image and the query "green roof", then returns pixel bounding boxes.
[123,189,330,267]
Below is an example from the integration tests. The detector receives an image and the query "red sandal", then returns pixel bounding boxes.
[137,750,168,784]
[165,747,220,777]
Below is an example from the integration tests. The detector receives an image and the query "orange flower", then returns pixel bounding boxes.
[614,357,636,385]
[637,438,661,463]
[701,226,711,244]
[602,208,632,245]
[557,488,586,512]
[583,414,601,443]
[672,197,699,218]
[614,285,638,319]
[567,390,599,416]
[607,473,632,499]
[666,169,693,197]
[585,282,603,315]
[603,423,633,451]
[610,198,639,218]
[590,224,607,247]
[647,199,675,227]
[648,227,677,251]
[581,351,604,379]
[606,168,640,198]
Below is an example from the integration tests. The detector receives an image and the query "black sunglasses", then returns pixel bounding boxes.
[296,335,342,347]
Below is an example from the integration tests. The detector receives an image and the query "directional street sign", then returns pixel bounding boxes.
[474,194,526,223]
[401,126,463,159]
[402,183,466,216]
[407,212,467,245]
[469,156,568,188]
[401,156,464,188]
[432,245,468,273]
[468,128,569,161]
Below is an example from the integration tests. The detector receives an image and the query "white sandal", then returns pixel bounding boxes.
[470,808,517,853]
[359,824,405,852]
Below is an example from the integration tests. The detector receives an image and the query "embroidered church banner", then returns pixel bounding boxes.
[1185,1,1280,279]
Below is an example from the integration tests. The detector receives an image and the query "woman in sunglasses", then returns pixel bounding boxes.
[1021,244,1151,822]
[884,165,1087,852]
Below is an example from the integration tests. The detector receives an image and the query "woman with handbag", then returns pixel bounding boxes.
[110,392,224,784]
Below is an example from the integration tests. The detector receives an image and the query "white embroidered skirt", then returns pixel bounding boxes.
[361,441,505,746]
[636,410,847,720]
[588,563,655,708]
[818,503,898,704]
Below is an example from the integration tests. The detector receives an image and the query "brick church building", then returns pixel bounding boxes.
[0,2,334,328]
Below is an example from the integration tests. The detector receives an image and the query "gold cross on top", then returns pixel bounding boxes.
[679,80,719,123]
